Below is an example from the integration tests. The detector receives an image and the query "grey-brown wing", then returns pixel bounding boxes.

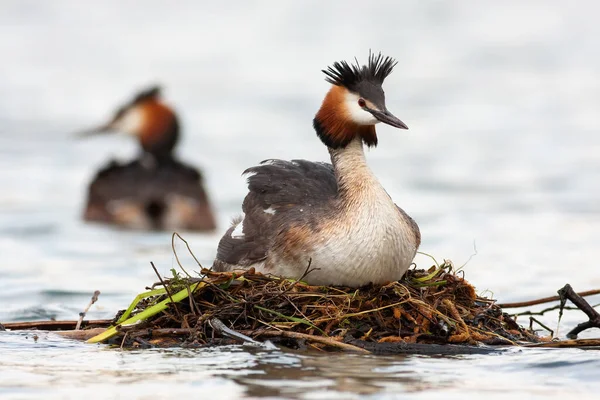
[215,159,338,266]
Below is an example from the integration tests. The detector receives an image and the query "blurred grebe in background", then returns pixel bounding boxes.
[78,86,216,231]
[212,52,420,287]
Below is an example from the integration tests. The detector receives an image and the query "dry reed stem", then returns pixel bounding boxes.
[256,330,371,353]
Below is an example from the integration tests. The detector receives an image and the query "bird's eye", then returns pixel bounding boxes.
[358,98,366,108]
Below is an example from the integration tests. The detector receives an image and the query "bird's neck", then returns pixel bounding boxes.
[139,118,179,165]
[329,137,385,206]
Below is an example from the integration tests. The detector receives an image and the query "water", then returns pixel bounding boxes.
[1,1,600,398]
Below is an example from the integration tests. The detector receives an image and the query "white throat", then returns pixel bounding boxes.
[113,107,144,136]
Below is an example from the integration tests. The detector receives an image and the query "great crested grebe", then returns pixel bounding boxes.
[79,86,216,231]
[213,52,420,287]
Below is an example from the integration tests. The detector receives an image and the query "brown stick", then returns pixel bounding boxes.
[497,289,600,309]
[76,290,101,330]
[529,317,554,337]
[55,328,107,341]
[256,330,371,354]
[172,232,203,276]
[524,338,600,348]
[2,320,112,331]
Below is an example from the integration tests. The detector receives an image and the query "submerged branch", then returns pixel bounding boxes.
[75,290,101,330]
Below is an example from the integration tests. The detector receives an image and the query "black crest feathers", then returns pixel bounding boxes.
[114,85,162,119]
[322,51,397,91]
[133,85,161,104]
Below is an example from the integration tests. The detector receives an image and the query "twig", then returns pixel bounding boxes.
[186,283,203,317]
[524,338,600,348]
[297,258,317,283]
[277,259,316,297]
[2,320,112,331]
[172,232,202,276]
[150,261,182,321]
[256,330,371,354]
[498,288,600,308]
[513,304,578,317]
[558,284,600,339]
[457,240,478,271]
[528,317,554,337]
[120,332,129,350]
[75,290,101,330]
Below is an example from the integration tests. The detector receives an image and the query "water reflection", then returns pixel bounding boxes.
[237,352,421,398]
[2,331,600,399]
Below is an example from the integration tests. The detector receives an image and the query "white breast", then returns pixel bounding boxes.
[263,191,417,287]
[314,200,415,286]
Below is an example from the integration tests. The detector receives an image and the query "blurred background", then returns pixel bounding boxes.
[0,0,599,322]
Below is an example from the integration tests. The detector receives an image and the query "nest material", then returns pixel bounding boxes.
[106,261,541,350]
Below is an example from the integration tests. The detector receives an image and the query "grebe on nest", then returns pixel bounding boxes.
[79,86,216,231]
[213,52,420,287]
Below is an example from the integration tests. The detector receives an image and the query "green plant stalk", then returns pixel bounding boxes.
[116,288,168,324]
[413,268,443,283]
[87,282,203,344]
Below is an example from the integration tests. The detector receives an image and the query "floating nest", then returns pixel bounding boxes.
[87,260,543,353]
[5,252,600,353]
[4,232,599,353]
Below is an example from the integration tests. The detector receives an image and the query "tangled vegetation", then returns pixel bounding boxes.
[86,258,541,352]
